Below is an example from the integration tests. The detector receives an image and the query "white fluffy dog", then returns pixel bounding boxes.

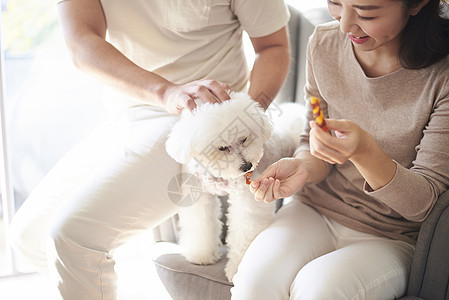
[166,92,304,282]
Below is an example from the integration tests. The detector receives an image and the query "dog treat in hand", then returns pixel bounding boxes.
[310,96,330,134]
[245,172,252,185]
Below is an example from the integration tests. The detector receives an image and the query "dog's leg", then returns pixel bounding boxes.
[178,192,223,265]
[224,190,275,282]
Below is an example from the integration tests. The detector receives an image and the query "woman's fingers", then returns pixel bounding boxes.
[252,177,277,203]
[310,118,367,164]
[272,178,281,199]
[310,121,349,164]
[310,122,337,163]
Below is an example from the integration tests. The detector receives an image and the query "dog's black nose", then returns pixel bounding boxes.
[240,162,253,173]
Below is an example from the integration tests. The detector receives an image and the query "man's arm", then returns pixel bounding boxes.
[248,27,290,110]
[57,0,230,113]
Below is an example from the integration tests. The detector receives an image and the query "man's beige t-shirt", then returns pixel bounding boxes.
[56,0,290,109]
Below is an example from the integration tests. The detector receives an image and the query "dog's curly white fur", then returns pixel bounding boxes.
[166,92,305,282]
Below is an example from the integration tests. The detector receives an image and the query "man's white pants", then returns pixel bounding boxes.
[231,199,415,300]
[9,106,181,299]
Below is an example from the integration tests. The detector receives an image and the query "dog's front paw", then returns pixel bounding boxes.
[183,247,222,265]
[224,258,239,282]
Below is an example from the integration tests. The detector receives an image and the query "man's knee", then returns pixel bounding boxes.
[49,214,89,257]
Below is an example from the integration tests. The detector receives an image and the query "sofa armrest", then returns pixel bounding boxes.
[405,189,449,299]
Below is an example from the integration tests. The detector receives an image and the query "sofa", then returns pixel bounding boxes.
[151,5,449,300]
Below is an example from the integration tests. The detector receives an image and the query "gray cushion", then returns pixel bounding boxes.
[154,252,232,300]
[404,190,449,300]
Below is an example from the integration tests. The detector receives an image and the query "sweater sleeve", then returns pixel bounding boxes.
[298,30,321,153]
[365,91,449,222]
[295,29,334,177]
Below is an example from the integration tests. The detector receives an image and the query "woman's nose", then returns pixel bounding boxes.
[336,11,357,34]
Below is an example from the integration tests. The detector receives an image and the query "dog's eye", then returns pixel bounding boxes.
[219,146,229,152]
[241,137,247,145]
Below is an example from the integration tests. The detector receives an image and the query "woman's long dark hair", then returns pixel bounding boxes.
[399,0,449,69]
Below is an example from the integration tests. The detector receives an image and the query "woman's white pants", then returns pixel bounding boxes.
[9,107,181,299]
[231,199,415,300]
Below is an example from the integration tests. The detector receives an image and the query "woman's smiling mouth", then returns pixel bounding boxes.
[348,34,370,44]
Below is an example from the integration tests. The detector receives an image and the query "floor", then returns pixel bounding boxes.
[0,231,173,300]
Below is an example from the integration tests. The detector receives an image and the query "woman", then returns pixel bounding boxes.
[233,0,449,299]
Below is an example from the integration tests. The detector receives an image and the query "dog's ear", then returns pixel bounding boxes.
[165,118,194,164]
[243,95,273,142]
[229,92,273,142]
[258,111,273,142]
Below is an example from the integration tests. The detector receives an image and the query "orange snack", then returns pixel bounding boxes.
[245,172,252,185]
[310,97,330,134]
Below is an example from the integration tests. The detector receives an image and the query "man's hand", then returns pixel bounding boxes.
[162,79,231,114]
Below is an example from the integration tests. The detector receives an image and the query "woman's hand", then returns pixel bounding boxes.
[162,79,231,114]
[309,119,369,165]
[249,158,310,203]
[310,118,397,190]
